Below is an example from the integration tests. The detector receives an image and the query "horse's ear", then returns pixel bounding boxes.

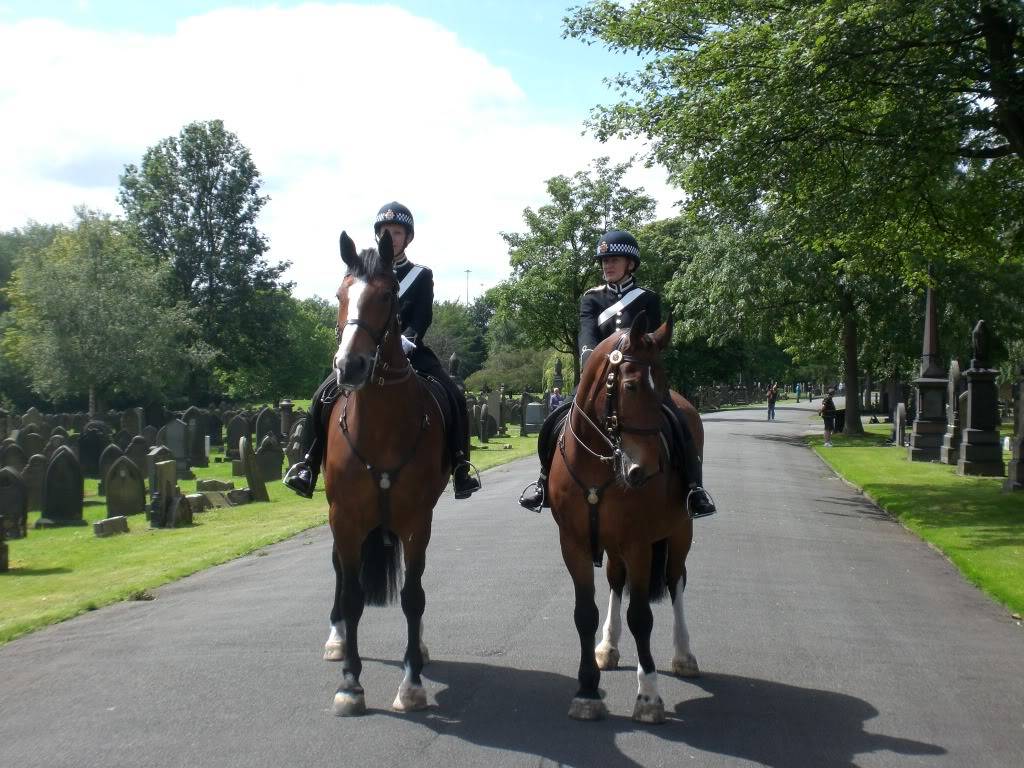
[377,228,395,266]
[650,311,674,351]
[339,231,358,269]
[628,310,648,348]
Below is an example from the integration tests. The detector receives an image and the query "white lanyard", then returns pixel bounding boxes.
[597,287,644,326]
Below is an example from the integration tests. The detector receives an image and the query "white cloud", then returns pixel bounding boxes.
[0,3,678,303]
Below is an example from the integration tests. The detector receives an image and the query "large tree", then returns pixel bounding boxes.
[566,0,1024,430]
[119,119,291,399]
[496,157,656,383]
[3,210,203,414]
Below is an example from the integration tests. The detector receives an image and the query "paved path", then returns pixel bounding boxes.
[1,401,1022,767]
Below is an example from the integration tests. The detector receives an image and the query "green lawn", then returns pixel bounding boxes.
[810,420,1022,615]
[1,425,537,645]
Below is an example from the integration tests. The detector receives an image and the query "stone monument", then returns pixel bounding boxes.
[957,320,1005,477]
[908,278,947,461]
[939,359,963,465]
[1005,364,1023,492]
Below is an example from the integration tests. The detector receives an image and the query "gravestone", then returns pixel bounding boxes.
[0,442,27,473]
[279,400,295,442]
[144,403,165,429]
[254,407,279,446]
[19,430,46,459]
[105,456,146,518]
[939,359,964,465]
[519,393,533,436]
[486,390,505,437]
[207,412,224,447]
[146,445,173,498]
[524,402,545,434]
[239,436,270,503]
[37,446,86,527]
[43,434,67,460]
[183,407,209,469]
[1005,365,1023,492]
[122,407,144,436]
[255,434,285,482]
[553,358,564,391]
[22,454,46,511]
[478,403,495,443]
[894,402,908,447]
[149,460,191,528]
[226,415,250,461]
[94,515,129,537]
[0,466,29,539]
[196,479,235,492]
[162,419,193,479]
[125,436,150,478]
[285,419,308,469]
[908,280,947,462]
[78,423,110,479]
[141,425,158,447]
[957,320,1005,477]
[97,444,124,495]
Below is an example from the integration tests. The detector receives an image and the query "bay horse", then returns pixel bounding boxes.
[323,230,450,716]
[549,313,701,723]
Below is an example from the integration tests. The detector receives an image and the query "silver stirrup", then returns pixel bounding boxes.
[686,486,717,519]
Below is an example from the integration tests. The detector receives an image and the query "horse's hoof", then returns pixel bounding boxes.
[392,683,428,712]
[632,695,666,724]
[332,689,367,716]
[568,697,608,721]
[323,641,345,662]
[595,645,620,670]
[672,653,699,678]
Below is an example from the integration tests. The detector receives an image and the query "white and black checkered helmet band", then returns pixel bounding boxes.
[601,242,640,259]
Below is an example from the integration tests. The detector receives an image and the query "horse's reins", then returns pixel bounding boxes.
[336,279,430,546]
[560,333,667,567]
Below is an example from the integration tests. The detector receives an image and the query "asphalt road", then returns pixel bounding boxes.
[1,400,1022,768]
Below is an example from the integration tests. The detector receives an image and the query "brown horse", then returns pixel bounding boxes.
[323,230,450,716]
[549,313,701,723]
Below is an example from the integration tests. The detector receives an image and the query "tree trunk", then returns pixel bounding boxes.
[839,289,864,435]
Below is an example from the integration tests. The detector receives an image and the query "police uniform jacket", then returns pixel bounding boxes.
[394,255,446,379]
[579,277,662,366]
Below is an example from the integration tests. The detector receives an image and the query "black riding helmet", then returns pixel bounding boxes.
[595,229,640,267]
[374,201,415,244]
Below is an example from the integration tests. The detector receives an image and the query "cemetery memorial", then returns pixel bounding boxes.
[956,321,1005,478]
[908,281,947,462]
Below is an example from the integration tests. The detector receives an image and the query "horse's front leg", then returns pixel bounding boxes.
[596,557,626,670]
[332,542,367,716]
[626,549,665,724]
[324,548,346,661]
[561,535,606,721]
[393,536,429,712]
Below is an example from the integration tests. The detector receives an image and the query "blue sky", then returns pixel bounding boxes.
[0,2,671,301]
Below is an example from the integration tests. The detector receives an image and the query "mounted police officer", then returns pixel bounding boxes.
[284,201,481,500]
[518,229,716,518]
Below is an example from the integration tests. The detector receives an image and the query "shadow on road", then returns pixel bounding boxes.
[362,659,944,767]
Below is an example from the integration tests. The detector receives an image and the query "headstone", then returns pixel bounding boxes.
[196,479,235,492]
[207,412,224,447]
[0,467,29,539]
[21,453,46,512]
[519,392,532,436]
[239,435,270,502]
[125,436,149,477]
[279,400,295,442]
[486,390,505,437]
[908,279,946,462]
[148,460,179,528]
[112,428,133,452]
[18,430,46,459]
[162,419,193,479]
[97,443,125,495]
[0,442,27,473]
[43,434,67,460]
[285,418,308,469]
[524,402,545,434]
[144,402,165,429]
[553,358,564,391]
[1005,365,1023,492]
[105,456,146,518]
[940,359,964,465]
[226,415,250,461]
[142,425,158,447]
[122,407,144,436]
[255,434,284,482]
[185,493,211,514]
[895,402,908,447]
[146,445,173,498]
[93,516,129,537]
[478,403,495,443]
[957,321,1005,477]
[78,423,110,479]
[182,407,209,468]
[226,488,253,506]
[37,446,86,527]
[254,407,280,446]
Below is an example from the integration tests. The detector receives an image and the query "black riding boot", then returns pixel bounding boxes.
[518,471,548,512]
[451,388,480,500]
[665,398,717,519]
[519,400,571,512]
[283,439,322,499]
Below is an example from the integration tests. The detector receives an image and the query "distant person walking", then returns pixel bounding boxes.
[795,382,801,403]
[767,382,779,421]
[549,387,564,410]
[818,389,837,446]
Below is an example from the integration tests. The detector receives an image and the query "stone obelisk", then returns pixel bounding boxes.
[908,277,947,462]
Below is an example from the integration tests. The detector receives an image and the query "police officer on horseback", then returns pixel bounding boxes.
[284,201,481,500]
[518,229,716,519]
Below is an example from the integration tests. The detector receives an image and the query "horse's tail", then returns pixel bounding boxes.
[649,537,669,603]
[360,527,402,606]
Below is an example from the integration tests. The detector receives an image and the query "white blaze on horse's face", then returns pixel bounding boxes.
[334,278,368,377]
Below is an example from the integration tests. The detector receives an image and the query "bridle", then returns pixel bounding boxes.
[336,280,412,388]
[564,333,664,477]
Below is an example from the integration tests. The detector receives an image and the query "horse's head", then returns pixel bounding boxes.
[578,311,673,488]
[334,230,401,390]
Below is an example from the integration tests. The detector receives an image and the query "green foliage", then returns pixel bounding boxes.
[119,120,291,400]
[3,210,204,409]
[429,300,486,378]
[494,157,656,382]
[464,348,549,393]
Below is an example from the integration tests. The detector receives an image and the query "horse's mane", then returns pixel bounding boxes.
[345,247,392,282]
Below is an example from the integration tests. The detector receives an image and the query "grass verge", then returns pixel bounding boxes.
[810,421,1022,616]
[0,426,537,645]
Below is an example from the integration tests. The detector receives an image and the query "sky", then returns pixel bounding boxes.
[0,1,676,303]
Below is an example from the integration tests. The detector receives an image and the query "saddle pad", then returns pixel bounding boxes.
[418,374,451,436]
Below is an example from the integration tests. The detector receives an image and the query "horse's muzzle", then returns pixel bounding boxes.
[335,353,373,390]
